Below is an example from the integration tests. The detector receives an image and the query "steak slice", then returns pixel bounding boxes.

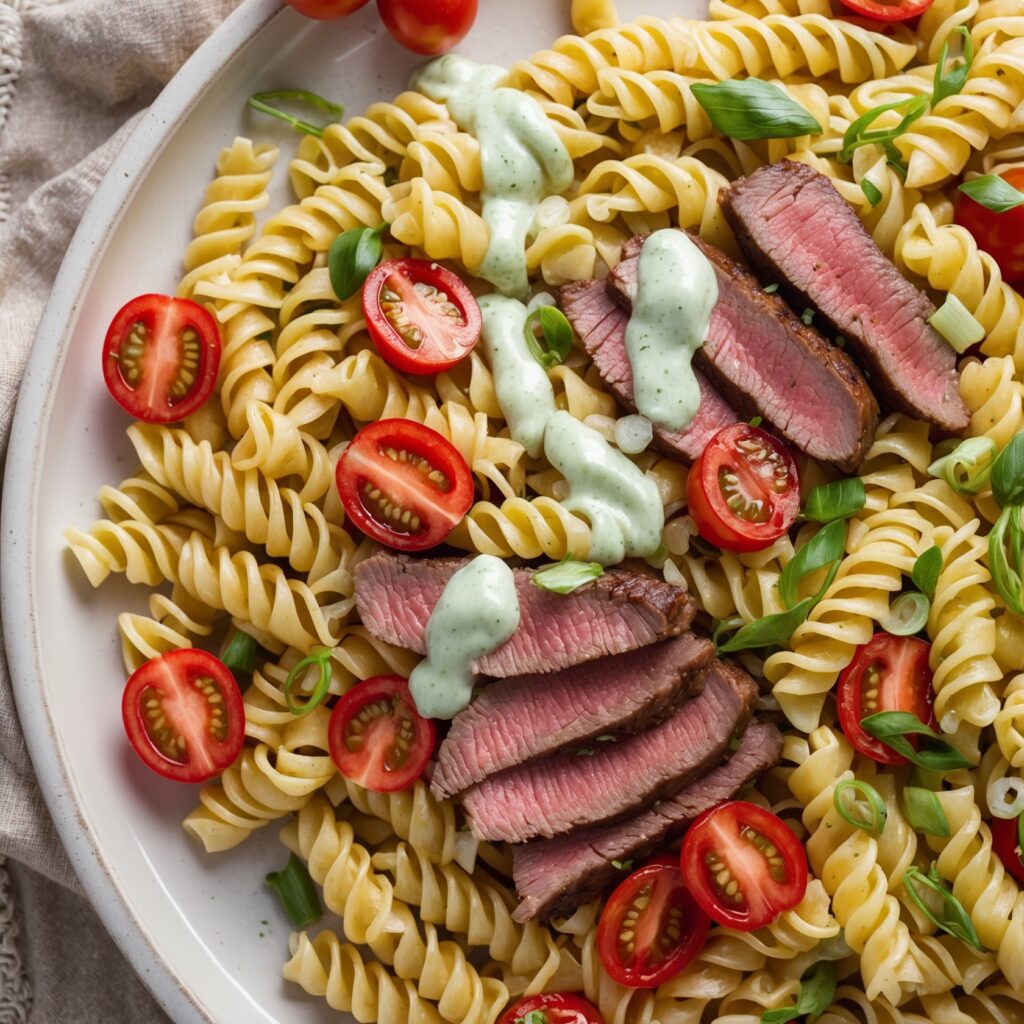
[354,554,696,678]
[559,279,740,463]
[511,720,783,921]
[460,660,758,843]
[609,232,878,472]
[431,632,715,800]
[719,161,968,432]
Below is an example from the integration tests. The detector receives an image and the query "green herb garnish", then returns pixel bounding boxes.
[903,864,984,951]
[524,306,574,370]
[861,179,883,207]
[283,647,334,716]
[861,712,974,772]
[690,78,822,141]
[805,477,867,524]
[532,558,604,594]
[833,779,887,834]
[760,962,837,1024]
[248,89,344,138]
[902,786,951,837]
[779,519,846,609]
[959,174,1024,213]
[912,546,943,600]
[221,630,261,674]
[328,223,389,301]
[716,599,815,654]
[266,854,322,927]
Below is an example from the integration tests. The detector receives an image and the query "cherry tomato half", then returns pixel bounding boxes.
[956,169,1024,285]
[284,0,370,17]
[363,258,481,375]
[122,649,244,783]
[837,0,934,22]
[328,675,436,792]
[336,418,474,550]
[498,993,605,1024]
[837,634,936,766]
[681,802,808,932]
[687,424,800,553]
[992,816,1024,885]
[596,855,711,989]
[377,0,478,55]
[102,294,221,423]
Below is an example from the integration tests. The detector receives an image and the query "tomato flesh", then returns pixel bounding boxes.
[687,424,800,552]
[376,0,478,55]
[364,258,481,375]
[498,993,605,1024]
[992,817,1024,885]
[122,649,244,783]
[837,633,936,765]
[681,802,808,931]
[956,169,1024,285]
[285,0,370,17]
[335,418,474,551]
[102,294,220,423]
[596,855,710,988]
[837,0,934,21]
[328,675,436,792]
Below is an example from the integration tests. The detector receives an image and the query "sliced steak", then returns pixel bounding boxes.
[609,232,878,472]
[720,161,967,432]
[559,279,741,463]
[460,660,758,843]
[512,720,783,921]
[431,632,715,800]
[355,554,696,678]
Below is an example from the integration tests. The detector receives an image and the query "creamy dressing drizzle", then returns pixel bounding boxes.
[478,295,555,458]
[544,411,664,565]
[412,55,574,300]
[625,230,718,432]
[408,555,520,719]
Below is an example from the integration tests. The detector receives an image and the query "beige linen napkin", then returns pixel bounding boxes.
[0,0,239,1019]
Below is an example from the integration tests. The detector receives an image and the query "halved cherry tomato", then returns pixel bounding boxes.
[363,258,481,375]
[687,424,800,553]
[837,0,934,21]
[335,419,474,550]
[377,0,478,55]
[596,855,710,988]
[681,802,808,932]
[285,0,369,18]
[837,633,936,766]
[328,675,436,792]
[992,816,1024,885]
[956,169,1024,285]
[498,993,604,1024]
[122,649,244,783]
[102,294,220,423]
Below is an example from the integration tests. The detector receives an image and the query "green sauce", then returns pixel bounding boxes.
[543,411,664,565]
[412,55,574,300]
[478,294,556,458]
[408,555,520,719]
[625,230,718,433]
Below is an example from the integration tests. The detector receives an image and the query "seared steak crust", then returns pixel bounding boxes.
[355,554,696,679]
[720,161,967,432]
[511,720,784,921]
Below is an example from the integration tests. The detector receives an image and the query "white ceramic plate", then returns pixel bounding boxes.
[2,0,706,1020]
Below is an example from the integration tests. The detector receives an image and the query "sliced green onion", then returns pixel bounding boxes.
[833,779,887,834]
[880,591,930,636]
[992,433,1024,508]
[927,436,996,495]
[328,223,388,302]
[988,776,1024,820]
[860,179,883,207]
[902,786,950,837]
[266,853,322,927]
[248,89,344,138]
[221,630,260,674]
[284,647,333,716]
[861,712,974,772]
[933,27,974,104]
[532,559,604,594]
[989,505,1024,616]
[524,306,574,370]
[903,865,985,952]
[929,295,985,353]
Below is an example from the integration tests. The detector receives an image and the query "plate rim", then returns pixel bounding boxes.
[1,2,283,1020]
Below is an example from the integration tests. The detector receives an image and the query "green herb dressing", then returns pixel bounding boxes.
[478,294,555,458]
[408,554,520,719]
[544,411,663,565]
[624,230,718,433]
[412,55,573,300]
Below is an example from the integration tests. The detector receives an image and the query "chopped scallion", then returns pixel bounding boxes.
[833,779,887,834]
[266,854,322,927]
[880,591,930,636]
[929,295,985,353]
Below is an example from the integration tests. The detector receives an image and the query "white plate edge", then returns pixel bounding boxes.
[1,2,283,1021]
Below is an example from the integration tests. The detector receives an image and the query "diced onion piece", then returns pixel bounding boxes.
[989,776,1024,820]
[615,414,653,454]
[928,295,985,354]
[526,290,558,315]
